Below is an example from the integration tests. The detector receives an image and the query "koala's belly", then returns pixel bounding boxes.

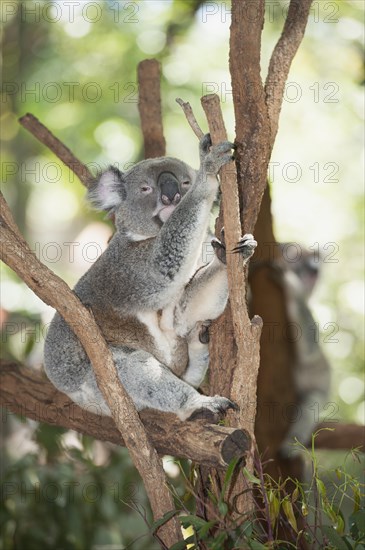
[93,306,189,377]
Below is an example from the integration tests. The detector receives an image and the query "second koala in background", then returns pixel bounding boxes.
[278,243,331,455]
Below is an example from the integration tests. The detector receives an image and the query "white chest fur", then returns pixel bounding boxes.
[137,308,177,366]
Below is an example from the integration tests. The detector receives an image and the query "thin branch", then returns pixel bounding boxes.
[200,93,262,427]
[265,0,313,145]
[18,113,92,186]
[0,361,251,468]
[176,98,204,139]
[0,192,181,546]
[137,59,166,158]
[201,94,251,330]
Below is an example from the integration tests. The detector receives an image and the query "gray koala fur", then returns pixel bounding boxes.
[44,135,257,421]
[277,244,331,455]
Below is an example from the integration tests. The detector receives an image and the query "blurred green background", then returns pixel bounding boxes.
[1,1,364,548]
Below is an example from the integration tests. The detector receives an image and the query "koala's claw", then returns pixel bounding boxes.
[212,231,256,264]
[232,234,257,260]
[187,396,239,422]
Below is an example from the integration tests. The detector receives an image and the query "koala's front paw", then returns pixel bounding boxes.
[232,234,257,261]
[203,140,235,175]
[186,395,239,423]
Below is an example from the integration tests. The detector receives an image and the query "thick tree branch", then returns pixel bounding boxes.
[0,193,181,546]
[201,94,250,326]
[137,59,166,158]
[314,423,364,451]
[18,113,92,186]
[0,361,251,468]
[229,0,271,235]
[265,0,313,146]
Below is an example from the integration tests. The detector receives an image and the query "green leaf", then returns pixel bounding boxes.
[222,456,240,497]
[179,515,211,530]
[291,486,299,503]
[210,532,228,550]
[218,501,228,517]
[170,535,196,550]
[151,510,178,533]
[241,520,254,538]
[353,510,365,534]
[249,540,268,550]
[268,490,280,529]
[350,510,365,541]
[243,467,261,485]
[316,478,327,499]
[322,526,350,550]
[198,520,215,539]
[282,497,298,533]
[323,501,339,525]
[336,512,346,536]
[353,486,361,514]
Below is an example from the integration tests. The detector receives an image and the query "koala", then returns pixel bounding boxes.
[44,135,257,422]
[278,243,331,455]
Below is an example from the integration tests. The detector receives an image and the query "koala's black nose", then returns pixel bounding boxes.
[158,172,181,206]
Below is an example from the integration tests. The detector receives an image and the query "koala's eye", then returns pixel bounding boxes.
[140,185,152,194]
[182,180,190,187]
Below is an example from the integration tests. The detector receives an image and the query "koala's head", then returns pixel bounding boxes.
[87,158,197,238]
[279,242,321,298]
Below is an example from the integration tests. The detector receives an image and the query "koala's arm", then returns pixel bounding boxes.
[151,137,234,284]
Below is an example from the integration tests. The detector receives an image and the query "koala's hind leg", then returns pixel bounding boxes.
[109,347,236,421]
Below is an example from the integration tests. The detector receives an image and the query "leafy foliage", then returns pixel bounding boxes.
[175,437,365,549]
[0,420,161,549]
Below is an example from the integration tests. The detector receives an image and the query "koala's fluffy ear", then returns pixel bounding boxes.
[87,166,125,211]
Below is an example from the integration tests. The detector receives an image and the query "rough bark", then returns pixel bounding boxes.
[137,59,166,158]
[0,361,252,468]
[228,0,315,470]
[201,94,263,442]
[265,0,314,146]
[18,113,92,186]
[0,194,181,546]
[229,0,271,234]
